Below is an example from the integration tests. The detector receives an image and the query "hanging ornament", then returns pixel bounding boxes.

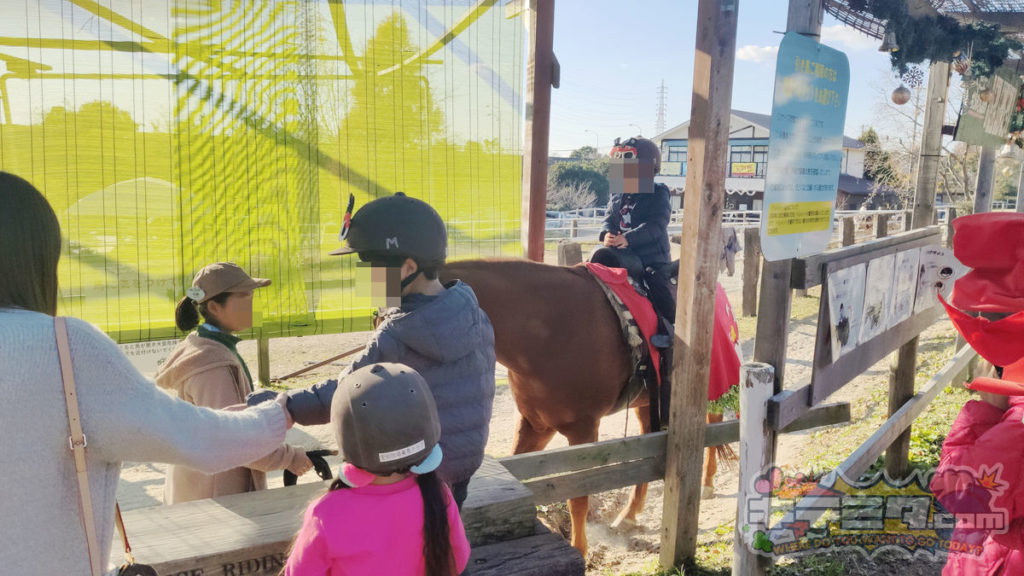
[901,66,925,89]
[878,30,899,53]
[892,85,912,105]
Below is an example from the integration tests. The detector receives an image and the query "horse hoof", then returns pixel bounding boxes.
[610,515,637,530]
[701,485,715,500]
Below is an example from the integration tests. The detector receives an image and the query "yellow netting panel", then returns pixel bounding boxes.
[0,0,523,342]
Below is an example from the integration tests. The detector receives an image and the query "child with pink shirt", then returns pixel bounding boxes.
[284,362,470,576]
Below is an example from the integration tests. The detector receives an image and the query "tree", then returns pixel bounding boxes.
[548,160,610,206]
[860,126,912,207]
[546,179,596,211]
[570,145,599,160]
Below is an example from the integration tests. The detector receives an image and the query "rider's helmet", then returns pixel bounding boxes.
[331,362,442,476]
[610,136,661,176]
[329,192,447,269]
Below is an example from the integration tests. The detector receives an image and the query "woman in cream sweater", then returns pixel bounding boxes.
[0,172,293,575]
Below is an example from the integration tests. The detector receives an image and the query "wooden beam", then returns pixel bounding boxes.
[117,457,535,573]
[508,402,850,505]
[525,458,664,505]
[787,0,824,40]
[465,529,585,575]
[765,306,944,428]
[661,0,739,568]
[790,227,941,290]
[841,216,855,247]
[975,146,996,214]
[912,61,950,228]
[521,0,555,262]
[742,227,761,317]
[875,213,890,239]
[734,363,774,573]
[257,335,271,388]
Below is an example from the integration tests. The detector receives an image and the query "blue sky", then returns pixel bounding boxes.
[548,0,906,155]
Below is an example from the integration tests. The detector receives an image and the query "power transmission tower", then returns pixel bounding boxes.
[655,80,668,135]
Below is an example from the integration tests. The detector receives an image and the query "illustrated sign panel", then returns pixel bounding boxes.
[761,32,850,261]
[827,246,964,361]
[956,59,1023,148]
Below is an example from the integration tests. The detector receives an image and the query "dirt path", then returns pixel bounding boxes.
[115,245,934,574]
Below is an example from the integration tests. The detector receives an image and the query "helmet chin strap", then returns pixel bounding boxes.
[400,269,421,292]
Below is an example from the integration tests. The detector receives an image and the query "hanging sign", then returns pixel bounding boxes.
[760,32,850,261]
[955,59,1023,148]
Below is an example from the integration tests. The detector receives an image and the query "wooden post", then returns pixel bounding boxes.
[903,210,913,232]
[875,213,890,239]
[946,206,957,248]
[742,227,760,317]
[912,61,950,229]
[888,60,950,479]
[734,363,775,573]
[974,146,995,214]
[1017,161,1024,213]
[842,216,855,247]
[660,0,738,569]
[257,335,271,387]
[739,4,822,574]
[570,218,578,238]
[521,0,555,262]
[556,241,582,266]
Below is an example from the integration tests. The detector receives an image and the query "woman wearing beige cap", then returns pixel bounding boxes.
[156,262,313,504]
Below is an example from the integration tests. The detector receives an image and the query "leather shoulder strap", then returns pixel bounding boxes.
[55,317,103,576]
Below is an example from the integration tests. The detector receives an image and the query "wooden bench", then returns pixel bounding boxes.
[465,522,585,576]
[116,457,582,575]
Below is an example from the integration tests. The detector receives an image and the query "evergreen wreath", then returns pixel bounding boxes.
[846,0,1021,77]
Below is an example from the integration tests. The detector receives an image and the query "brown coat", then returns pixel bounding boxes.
[156,332,304,504]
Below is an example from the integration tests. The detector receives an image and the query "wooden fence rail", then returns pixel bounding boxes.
[500,401,850,505]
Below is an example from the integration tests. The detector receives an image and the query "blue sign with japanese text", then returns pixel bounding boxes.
[760,32,850,261]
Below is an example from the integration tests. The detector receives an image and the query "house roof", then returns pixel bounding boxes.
[655,109,864,149]
[837,174,897,197]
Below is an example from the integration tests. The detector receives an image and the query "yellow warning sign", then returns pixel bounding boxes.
[766,201,833,236]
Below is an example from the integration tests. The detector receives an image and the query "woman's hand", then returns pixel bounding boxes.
[288,451,314,476]
[603,232,619,247]
[276,392,294,429]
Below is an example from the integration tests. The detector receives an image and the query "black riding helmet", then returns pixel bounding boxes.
[610,136,662,175]
[330,192,447,267]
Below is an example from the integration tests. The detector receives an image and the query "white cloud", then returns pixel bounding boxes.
[821,24,880,52]
[736,45,779,63]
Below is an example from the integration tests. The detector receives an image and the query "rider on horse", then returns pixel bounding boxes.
[590,136,676,338]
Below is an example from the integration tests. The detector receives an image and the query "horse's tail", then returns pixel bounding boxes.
[714,444,738,470]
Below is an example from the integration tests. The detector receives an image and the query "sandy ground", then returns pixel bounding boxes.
[115,242,930,574]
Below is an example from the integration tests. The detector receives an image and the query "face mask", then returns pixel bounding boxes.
[941,293,1024,367]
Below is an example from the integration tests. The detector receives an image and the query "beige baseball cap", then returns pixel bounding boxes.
[186,262,270,303]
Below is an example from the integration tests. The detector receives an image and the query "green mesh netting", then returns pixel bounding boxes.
[0,0,524,342]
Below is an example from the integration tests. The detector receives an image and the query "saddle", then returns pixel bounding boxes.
[585,262,742,431]
[585,263,665,428]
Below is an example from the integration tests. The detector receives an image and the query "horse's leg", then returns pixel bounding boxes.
[511,413,556,455]
[562,420,600,556]
[611,404,651,530]
[701,412,724,499]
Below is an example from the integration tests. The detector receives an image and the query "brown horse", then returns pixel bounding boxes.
[440,259,728,555]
